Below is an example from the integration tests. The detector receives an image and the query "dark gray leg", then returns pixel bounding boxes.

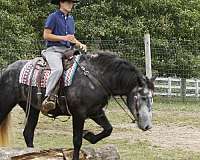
[19,102,40,147]
[83,110,113,144]
[0,112,11,125]
[0,103,16,124]
[72,116,85,160]
[0,84,18,124]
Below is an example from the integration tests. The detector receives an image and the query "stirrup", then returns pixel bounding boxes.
[41,95,58,115]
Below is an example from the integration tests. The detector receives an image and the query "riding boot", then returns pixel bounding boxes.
[41,83,60,115]
[41,95,57,115]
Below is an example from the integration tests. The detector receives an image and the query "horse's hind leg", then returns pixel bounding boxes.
[0,101,17,124]
[19,102,40,147]
[0,112,11,125]
[83,110,113,144]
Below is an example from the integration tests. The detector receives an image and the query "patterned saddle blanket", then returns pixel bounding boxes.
[19,55,81,87]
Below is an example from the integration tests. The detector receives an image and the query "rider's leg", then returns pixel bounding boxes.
[42,50,63,113]
[45,52,63,96]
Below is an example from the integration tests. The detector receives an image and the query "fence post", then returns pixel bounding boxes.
[181,78,186,101]
[168,77,172,96]
[144,33,152,79]
[195,79,199,98]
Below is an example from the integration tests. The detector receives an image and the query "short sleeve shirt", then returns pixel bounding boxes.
[44,10,75,48]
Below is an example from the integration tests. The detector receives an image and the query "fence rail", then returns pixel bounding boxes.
[155,77,200,97]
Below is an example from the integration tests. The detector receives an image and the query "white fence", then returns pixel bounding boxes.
[155,77,200,97]
[144,34,200,98]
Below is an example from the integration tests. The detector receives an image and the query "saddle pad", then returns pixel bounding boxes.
[19,55,81,87]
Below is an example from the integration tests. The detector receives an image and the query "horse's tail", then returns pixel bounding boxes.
[0,113,12,146]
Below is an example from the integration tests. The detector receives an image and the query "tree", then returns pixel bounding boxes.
[1,0,200,78]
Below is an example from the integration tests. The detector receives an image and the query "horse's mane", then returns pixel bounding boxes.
[89,51,144,91]
[89,51,138,71]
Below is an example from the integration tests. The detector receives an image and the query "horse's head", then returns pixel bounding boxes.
[127,76,156,131]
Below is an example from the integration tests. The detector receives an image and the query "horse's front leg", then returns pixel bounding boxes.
[83,110,113,144]
[72,115,85,160]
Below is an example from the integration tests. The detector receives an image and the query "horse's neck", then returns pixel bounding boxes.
[89,64,133,96]
[85,54,143,96]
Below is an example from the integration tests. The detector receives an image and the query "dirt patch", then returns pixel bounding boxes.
[9,107,200,153]
[145,124,200,152]
[111,124,200,152]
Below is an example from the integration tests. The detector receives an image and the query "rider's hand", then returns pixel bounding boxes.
[62,35,76,44]
[79,43,87,52]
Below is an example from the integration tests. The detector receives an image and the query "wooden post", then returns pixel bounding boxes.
[195,79,199,98]
[181,78,186,101]
[144,33,152,79]
[168,77,172,96]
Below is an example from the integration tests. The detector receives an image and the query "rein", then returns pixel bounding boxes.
[74,55,136,123]
[25,58,41,126]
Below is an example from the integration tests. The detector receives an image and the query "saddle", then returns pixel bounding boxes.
[40,49,80,70]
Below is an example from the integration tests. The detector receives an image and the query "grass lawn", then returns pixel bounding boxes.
[9,98,200,160]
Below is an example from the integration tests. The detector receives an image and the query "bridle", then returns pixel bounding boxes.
[132,90,153,121]
[74,55,153,123]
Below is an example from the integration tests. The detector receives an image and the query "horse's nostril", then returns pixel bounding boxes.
[145,126,149,130]
[145,125,151,130]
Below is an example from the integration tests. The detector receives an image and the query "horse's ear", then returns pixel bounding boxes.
[150,75,157,82]
[146,75,157,91]
[138,76,146,87]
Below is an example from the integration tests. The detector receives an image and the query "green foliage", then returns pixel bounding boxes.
[1,0,200,77]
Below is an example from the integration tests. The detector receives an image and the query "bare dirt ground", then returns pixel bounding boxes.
[8,105,200,155]
[111,123,200,152]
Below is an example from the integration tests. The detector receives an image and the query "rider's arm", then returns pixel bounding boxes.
[74,38,82,47]
[74,38,87,52]
[43,29,74,42]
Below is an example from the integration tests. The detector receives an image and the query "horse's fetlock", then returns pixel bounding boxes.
[105,126,113,136]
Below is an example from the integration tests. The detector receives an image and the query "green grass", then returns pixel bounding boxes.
[13,132,200,160]
[10,100,200,159]
[154,99,200,112]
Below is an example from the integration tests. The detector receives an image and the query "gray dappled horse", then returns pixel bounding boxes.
[0,51,155,160]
